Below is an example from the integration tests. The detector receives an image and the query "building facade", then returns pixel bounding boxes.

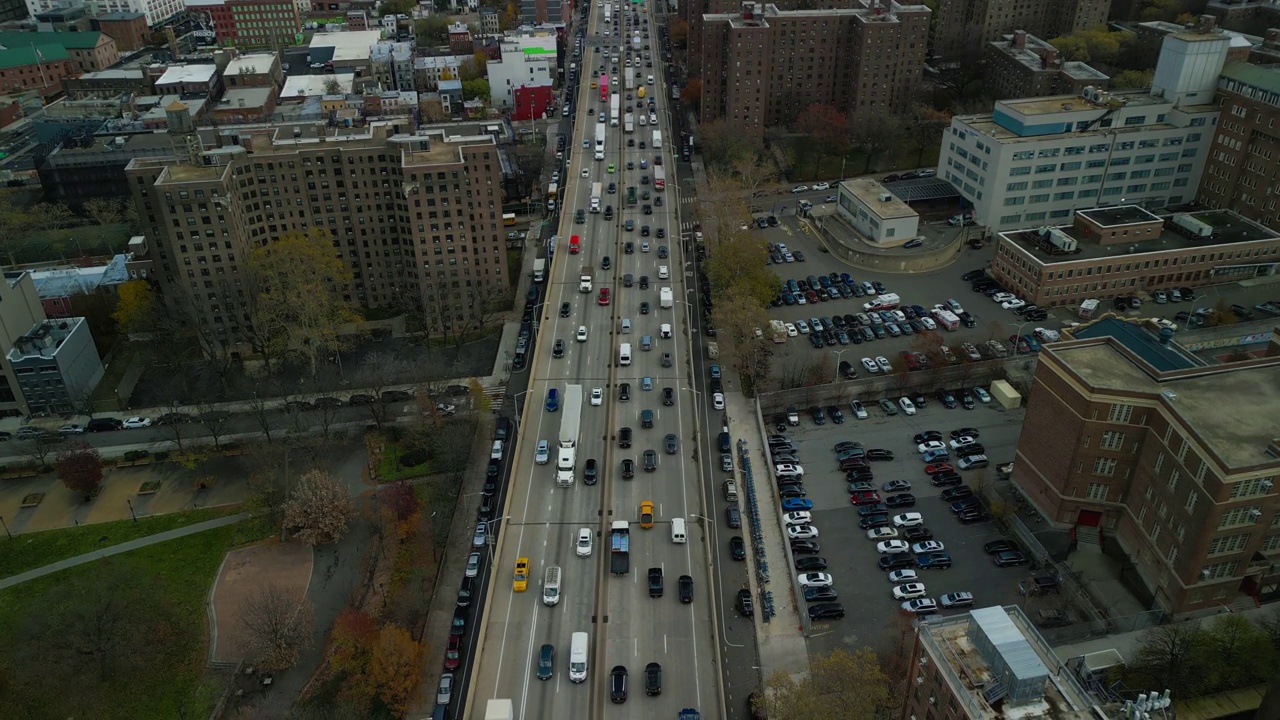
[940,29,1230,234]
[1014,326,1280,613]
[6,317,105,415]
[188,0,304,48]
[699,1,929,143]
[0,272,48,417]
[0,44,76,98]
[985,30,1109,101]
[0,0,26,23]
[834,177,920,245]
[371,40,415,92]
[990,206,1280,307]
[93,12,150,52]
[931,0,1111,65]
[125,112,511,349]
[1197,61,1280,234]
[487,35,556,111]
[24,0,181,24]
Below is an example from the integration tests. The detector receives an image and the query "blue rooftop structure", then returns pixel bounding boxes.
[1067,317,1203,372]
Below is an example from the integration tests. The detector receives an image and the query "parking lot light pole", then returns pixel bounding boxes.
[1011,322,1031,353]
[830,349,849,382]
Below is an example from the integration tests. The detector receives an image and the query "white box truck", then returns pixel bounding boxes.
[610,94,620,126]
[485,699,514,720]
[624,113,634,133]
[579,267,593,293]
[590,182,602,212]
[660,287,673,308]
[556,385,582,487]
[569,632,589,682]
[594,124,606,160]
[652,130,662,149]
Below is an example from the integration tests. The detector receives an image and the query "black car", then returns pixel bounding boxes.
[932,473,963,487]
[662,387,675,406]
[730,536,747,560]
[885,494,916,508]
[559,302,571,317]
[736,588,754,617]
[858,503,888,516]
[959,392,976,409]
[955,444,986,458]
[610,665,629,703]
[957,508,991,524]
[938,391,958,409]
[778,485,807,499]
[913,431,943,444]
[583,458,598,485]
[941,486,974,501]
[726,506,742,528]
[866,449,895,461]
[808,602,845,620]
[984,539,1020,555]
[643,450,657,472]
[803,586,838,602]
[381,390,412,402]
[790,539,820,554]
[993,550,1029,567]
[678,575,694,603]
[859,514,890,529]
[621,458,635,479]
[619,426,633,448]
[951,427,980,439]
[950,497,982,513]
[903,527,933,541]
[828,407,845,424]
[795,557,828,572]
[648,568,664,597]
[644,662,663,696]
[878,554,914,571]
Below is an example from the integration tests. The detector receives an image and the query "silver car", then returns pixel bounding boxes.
[466,552,481,577]
[437,672,454,705]
[472,523,488,548]
[535,439,551,464]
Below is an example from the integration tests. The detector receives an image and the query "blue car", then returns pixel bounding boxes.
[1022,334,1041,352]
[916,552,953,569]
[841,272,854,286]
[781,498,814,511]
[709,364,722,380]
[546,388,559,412]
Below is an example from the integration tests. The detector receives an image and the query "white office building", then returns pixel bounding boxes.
[939,26,1230,234]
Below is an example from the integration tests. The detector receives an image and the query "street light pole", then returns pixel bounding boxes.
[831,348,848,382]
[0,515,11,539]
[126,498,137,523]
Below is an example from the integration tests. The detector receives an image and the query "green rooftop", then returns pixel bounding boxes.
[0,42,70,71]
[0,30,105,52]
[1220,61,1280,97]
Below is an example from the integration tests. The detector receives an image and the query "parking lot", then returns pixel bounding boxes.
[770,395,1035,655]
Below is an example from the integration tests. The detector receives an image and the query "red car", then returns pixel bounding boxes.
[569,234,581,254]
[444,635,462,670]
[598,287,611,306]
[924,463,953,475]
[850,491,882,506]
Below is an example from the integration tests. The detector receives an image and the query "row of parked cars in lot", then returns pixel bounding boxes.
[771,269,888,308]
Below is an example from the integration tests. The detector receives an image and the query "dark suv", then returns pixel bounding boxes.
[610,665,628,703]
[583,458,598,485]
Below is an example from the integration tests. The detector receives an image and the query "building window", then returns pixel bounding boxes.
[1166,546,1178,565]
[1086,483,1108,501]
[1207,534,1249,556]
[1107,404,1133,423]
[1231,477,1272,499]
[1101,431,1125,451]
[1154,453,1165,472]
[1177,439,1189,462]
[1201,561,1237,580]
[1262,535,1280,553]
[1219,506,1262,529]
[1093,458,1117,477]
[1168,470,1180,492]
[1185,490,1197,513]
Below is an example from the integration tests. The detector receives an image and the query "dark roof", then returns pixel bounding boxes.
[1069,317,1203,372]
[885,178,961,203]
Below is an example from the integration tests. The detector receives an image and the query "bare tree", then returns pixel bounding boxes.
[194,401,233,449]
[243,384,279,444]
[238,584,314,672]
[315,400,341,440]
[354,352,405,430]
[20,436,61,468]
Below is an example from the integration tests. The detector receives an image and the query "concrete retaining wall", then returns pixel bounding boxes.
[811,215,964,274]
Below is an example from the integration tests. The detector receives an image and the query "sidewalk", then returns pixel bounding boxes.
[0,511,248,590]
[723,390,810,684]
[1051,602,1280,664]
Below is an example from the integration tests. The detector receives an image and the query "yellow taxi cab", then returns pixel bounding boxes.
[513,557,530,592]
[640,501,654,528]
[591,80,598,89]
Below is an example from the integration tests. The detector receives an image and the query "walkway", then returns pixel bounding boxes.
[0,512,249,590]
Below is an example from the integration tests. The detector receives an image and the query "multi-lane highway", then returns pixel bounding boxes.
[465,2,721,718]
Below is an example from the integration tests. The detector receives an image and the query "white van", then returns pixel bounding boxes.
[569,631,589,682]
[490,440,504,460]
[542,566,561,606]
[621,318,632,333]
[670,517,686,544]
[619,342,632,366]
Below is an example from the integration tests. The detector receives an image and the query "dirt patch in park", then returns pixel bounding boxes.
[209,540,314,664]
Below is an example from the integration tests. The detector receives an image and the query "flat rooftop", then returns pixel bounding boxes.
[1061,61,1108,81]
[1050,337,1280,469]
[1001,209,1279,264]
[156,64,218,86]
[844,177,915,219]
[281,73,356,99]
[999,90,1167,119]
[218,87,274,109]
[1076,205,1161,227]
[308,30,383,63]
[224,54,276,76]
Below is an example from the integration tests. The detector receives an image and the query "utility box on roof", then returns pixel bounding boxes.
[990,379,1021,409]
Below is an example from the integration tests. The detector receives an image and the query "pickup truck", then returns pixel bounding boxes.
[610,521,630,574]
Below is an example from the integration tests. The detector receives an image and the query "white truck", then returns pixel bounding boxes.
[556,385,582,487]
[862,292,901,311]
[624,113,634,133]
[590,182,603,212]
[533,257,546,283]
[485,699,514,720]
[932,308,960,331]
[652,130,662,149]
[625,67,635,91]
[660,287,673,308]
[594,124,606,160]
[579,267,593,293]
[610,94,620,126]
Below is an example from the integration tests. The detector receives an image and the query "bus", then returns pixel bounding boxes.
[503,212,517,226]
[600,74,609,102]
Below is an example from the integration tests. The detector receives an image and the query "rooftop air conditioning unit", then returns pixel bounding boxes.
[879,193,892,202]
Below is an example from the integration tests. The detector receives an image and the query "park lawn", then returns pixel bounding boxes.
[0,522,241,720]
[0,504,243,579]
[377,442,432,482]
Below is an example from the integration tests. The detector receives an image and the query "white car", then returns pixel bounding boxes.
[782,511,813,526]
[812,181,830,191]
[866,527,899,540]
[991,292,1015,303]
[892,582,928,600]
[785,322,798,337]
[59,424,85,435]
[920,317,937,330]
[577,325,589,342]
[576,528,593,557]
[791,185,809,194]
[949,436,978,449]
[787,524,819,540]
[825,194,837,203]
[122,416,152,429]
[902,598,938,615]
[899,397,917,416]
[774,463,805,476]
[466,552,481,577]
[888,569,919,584]
[917,441,946,454]
[875,356,892,372]
[912,541,946,554]
[591,387,603,406]
[850,400,869,420]
[658,265,669,279]
[861,357,879,373]
[796,320,811,334]
[581,168,590,177]
[974,387,992,404]
[775,243,789,254]
[1001,299,1026,310]
[893,513,924,528]
[797,572,834,587]
[713,392,725,410]
[535,440,551,464]
[649,113,657,125]
[877,540,911,554]
[641,241,651,252]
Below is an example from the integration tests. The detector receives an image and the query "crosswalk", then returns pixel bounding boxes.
[680,196,696,205]
[681,221,697,231]
[482,385,506,413]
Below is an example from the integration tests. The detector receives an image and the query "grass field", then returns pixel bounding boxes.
[377,443,432,482]
[0,504,243,580]
[0,521,244,719]
[10,223,134,265]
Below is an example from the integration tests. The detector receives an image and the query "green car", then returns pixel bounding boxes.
[537,643,554,680]
[608,163,616,173]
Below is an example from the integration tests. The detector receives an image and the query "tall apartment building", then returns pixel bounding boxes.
[931,0,1111,65]
[0,0,26,23]
[939,26,1228,234]
[1197,61,1280,233]
[0,272,47,418]
[985,30,1109,101]
[125,105,510,349]
[903,606,1101,720]
[698,1,929,142]
[1015,321,1280,613]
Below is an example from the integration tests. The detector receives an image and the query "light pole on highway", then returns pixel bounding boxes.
[483,515,510,566]
[512,391,529,437]
[830,349,849,382]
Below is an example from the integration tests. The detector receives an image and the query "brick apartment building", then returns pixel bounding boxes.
[93,12,150,52]
[125,106,511,349]
[698,1,929,142]
[985,30,1109,101]
[186,0,303,48]
[1014,323,1280,613]
[1197,61,1280,234]
[990,206,1280,307]
[931,0,1111,65]
[0,43,76,98]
